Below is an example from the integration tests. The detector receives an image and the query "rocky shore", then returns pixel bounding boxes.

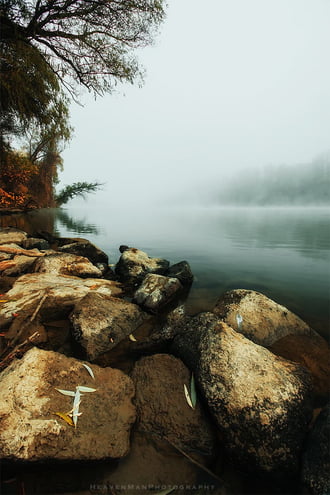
[0,226,329,495]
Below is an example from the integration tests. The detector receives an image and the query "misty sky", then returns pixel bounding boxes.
[60,0,330,206]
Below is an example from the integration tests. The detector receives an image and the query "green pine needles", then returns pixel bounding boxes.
[55,182,103,206]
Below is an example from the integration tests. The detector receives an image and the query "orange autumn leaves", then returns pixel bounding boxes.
[0,150,38,207]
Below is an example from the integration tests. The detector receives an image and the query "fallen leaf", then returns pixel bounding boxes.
[12,313,19,317]
[77,385,97,393]
[55,388,75,397]
[0,300,8,303]
[129,334,137,342]
[53,412,74,427]
[89,284,98,290]
[184,383,194,409]
[82,363,95,380]
[71,388,81,428]
[190,373,197,408]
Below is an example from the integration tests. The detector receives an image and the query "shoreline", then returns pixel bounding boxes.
[0,226,329,495]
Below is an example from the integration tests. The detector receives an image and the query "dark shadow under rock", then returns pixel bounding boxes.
[302,402,330,495]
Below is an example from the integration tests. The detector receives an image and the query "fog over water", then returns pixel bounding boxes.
[52,0,330,335]
[59,0,330,206]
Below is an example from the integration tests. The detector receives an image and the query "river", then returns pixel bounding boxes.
[2,204,329,340]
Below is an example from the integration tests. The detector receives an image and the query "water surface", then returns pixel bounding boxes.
[3,204,329,339]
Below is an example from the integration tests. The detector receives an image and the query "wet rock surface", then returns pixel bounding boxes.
[172,313,314,475]
[213,289,316,346]
[70,293,149,360]
[302,403,330,495]
[166,260,194,286]
[0,347,136,460]
[22,237,50,250]
[115,247,169,285]
[133,273,183,312]
[57,238,109,265]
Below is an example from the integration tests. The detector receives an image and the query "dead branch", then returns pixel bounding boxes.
[0,331,42,372]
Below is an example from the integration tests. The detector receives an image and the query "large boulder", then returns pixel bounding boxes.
[172,313,313,475]
[270,334,330,407]
[166,260,194,286]
[57,238,109,265]
[133,273,183,312]
[33,253,103,278]
[213,289,316,346]
[131,353,216,456]
[0,227,27,245]
[115,247,169,286]
[302,403,330,495]
[70,293,149,360]
[0,348,136,460]
[0,273,122,329]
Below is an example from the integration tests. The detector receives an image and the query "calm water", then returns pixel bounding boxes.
[2,204,330,339]
[1,204,329,494]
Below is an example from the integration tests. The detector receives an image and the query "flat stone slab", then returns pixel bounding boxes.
[0,348,136,460]
[33,253,103,278]
[0,273,122,329]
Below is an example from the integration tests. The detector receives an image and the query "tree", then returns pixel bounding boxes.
[0,1,166,208]
[0,0,166,97]
[55,181,103,206]
[0,36,68,136]
[0,146,38,207]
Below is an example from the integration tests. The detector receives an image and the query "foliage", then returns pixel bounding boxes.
[0,0,166,209]
[0,150,38,207]
[55,182,103,206]
[1,40,62,131]
[0,0,166,97]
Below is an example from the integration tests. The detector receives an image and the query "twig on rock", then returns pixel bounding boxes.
[0,331,42,372]
[165,437,225,486]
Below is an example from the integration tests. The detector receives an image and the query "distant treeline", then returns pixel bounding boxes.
[217,157,330,206]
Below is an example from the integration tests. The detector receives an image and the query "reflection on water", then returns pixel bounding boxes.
[1,205,329,339]
[56,208,100,235]
[0,208,100,236]
[0,208,56,234]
